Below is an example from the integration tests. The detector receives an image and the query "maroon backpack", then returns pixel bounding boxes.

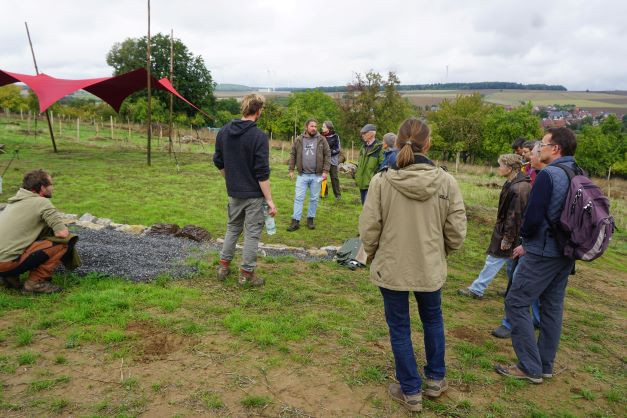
[553,164,614,261]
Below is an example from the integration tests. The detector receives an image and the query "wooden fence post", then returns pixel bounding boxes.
[110,116,114,140]
[76,118,80,141]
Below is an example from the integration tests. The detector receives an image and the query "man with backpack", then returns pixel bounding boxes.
[355,124,384,205]
[495,127,613,383]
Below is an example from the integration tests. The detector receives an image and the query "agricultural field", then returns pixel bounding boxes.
[401,90,627,113]
[216,88,627,114]
[0,116,625,417]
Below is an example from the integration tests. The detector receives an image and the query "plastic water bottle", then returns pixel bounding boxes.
[264,204,276,235]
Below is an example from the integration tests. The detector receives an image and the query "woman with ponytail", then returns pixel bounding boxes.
[359,117,467,412]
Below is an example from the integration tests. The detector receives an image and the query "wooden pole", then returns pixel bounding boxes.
[146,0,152,166]
[76,118,80,140]
[607,166,612,199]
[168,28,174,155]
[25,21,57,152]
[127,118,131,142]
[110,115,114,140]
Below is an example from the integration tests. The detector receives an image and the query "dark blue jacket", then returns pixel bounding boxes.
[521,156,576,257]
[213,119,270,199]
[379,149,398,171]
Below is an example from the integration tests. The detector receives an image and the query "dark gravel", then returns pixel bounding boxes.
[59,226,335,282]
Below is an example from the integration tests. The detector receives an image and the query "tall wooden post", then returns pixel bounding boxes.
[146,0,152,166]
[168,28,174,155]
[25,22,57,152]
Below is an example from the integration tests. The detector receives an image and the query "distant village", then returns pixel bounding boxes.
[533,105,625,130]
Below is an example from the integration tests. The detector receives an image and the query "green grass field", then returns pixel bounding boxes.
[0,115,626,416]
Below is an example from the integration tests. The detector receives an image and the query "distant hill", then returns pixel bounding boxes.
[276,82,568,93]
[215,83,253,92]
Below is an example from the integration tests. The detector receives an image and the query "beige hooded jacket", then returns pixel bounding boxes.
[358,158,467,292]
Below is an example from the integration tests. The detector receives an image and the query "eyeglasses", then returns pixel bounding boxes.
[540,143,557,148]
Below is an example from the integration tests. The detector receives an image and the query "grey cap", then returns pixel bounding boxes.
[360,124,376,134]
[383,132,397,148]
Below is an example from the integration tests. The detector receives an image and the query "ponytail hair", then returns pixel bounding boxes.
[395,118,431,168]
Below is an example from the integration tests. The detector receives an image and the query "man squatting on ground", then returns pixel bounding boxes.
[287,119,331,232]
[495,127,579,383]
[354,124,385,205]
[0,169,70,293]
[321,120,342,200]
[213,93,277,287]
[458,154,531,300]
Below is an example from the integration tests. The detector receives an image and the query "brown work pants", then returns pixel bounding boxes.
[0,240,68,282]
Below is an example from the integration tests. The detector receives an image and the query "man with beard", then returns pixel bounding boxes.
[0,169,70,293]
[287,119,331,231]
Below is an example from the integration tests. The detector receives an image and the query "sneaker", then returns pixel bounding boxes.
[23,280,62,294]
[216,259,230,281]
[388,383,422,412]
[239,269,265,287]
[286,219,300,232]
[424,378,448,398]
[307,217,315,230]
[494,364,543,384]
[496,289,507,297]
[491,325,511,339]
[458,287,483,299]
[542,373,553,378]
[1,275,22,290]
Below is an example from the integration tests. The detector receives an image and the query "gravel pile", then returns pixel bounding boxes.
[60,226,335,282]
[61,226,215,282]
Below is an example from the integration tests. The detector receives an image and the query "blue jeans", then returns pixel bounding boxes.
[291,173,322,220]
[505,253,574,377]
[501,256,541,329]
[468,255,515,297]
[380,287,446,395]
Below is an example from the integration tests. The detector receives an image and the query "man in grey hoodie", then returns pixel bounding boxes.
[0,169,69,293]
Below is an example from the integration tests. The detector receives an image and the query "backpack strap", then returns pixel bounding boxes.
[554,162,586,179]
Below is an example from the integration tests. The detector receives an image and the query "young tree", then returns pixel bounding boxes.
[576,115,626,177]
[428,93,490,162]
[282,90,341,139]
[338,71,415,145]
[481,103,542,161]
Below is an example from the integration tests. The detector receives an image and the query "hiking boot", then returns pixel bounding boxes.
[494,364,543,384]
[286,219,300,232]
[238,269,265,287]
[491,325,511,339]
[216,259,230,281]
[307,217,315,230]
[458,287,483,299]
[1,275,22,290]
[23,279,62,294]
[388,383,422,412]
[424,378,448,398]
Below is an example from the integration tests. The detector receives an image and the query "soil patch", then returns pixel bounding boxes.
[449,326,487,345]
[126,321,196,362]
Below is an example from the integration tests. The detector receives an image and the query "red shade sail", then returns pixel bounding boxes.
[0,68,204,115]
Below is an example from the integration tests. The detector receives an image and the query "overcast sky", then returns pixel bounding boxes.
[2,0,626,90]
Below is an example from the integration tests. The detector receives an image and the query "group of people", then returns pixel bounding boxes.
[0,92,584,413]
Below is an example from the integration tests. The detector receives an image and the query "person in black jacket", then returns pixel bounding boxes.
[213,93,277,286]
[321,121,341,199]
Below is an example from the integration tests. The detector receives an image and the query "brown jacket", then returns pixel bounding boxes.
[358,155,467,292]
[288,133,331,175]
[487,172,531,257]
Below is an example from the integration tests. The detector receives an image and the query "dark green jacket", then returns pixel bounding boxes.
[355,141,384,189]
